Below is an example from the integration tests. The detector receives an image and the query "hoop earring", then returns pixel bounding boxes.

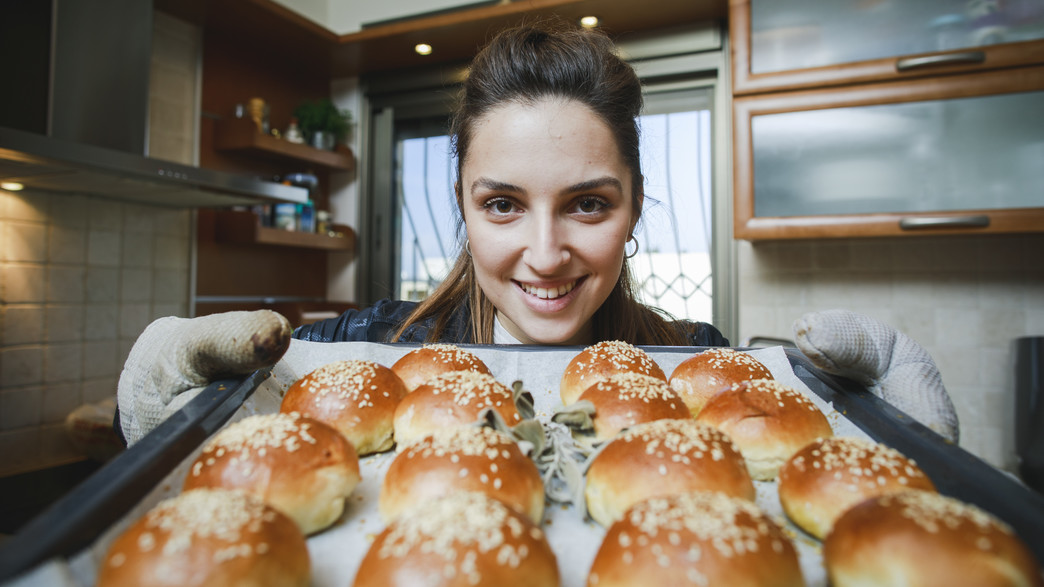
[624,235,639,259]
[465,239,472,257]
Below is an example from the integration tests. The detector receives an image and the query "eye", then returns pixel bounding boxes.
[482,197,519,215]
[574,196,609,215]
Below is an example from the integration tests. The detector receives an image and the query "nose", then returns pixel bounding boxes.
[521,216,570,275]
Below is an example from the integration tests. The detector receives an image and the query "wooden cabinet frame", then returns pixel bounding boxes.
[733,65,1044,240]
[729,0,1044,96]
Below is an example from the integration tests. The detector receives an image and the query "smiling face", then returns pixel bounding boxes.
[460,98,639,345]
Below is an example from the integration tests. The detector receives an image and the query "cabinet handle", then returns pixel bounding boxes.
[896,51,986,71]
[899,215,991,230]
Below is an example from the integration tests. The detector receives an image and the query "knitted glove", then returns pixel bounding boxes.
[117,310,292,446]
[793,309,959,443]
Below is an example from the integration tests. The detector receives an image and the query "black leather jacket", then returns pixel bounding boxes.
[292,298,730,347]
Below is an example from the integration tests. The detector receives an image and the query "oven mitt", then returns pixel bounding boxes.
[793,309,959,443]
[117,310,292,446]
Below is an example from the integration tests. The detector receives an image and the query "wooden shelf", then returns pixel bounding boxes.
[214,118,355,171]
[215,210,355,252]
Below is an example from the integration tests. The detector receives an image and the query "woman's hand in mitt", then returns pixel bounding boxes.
[117,310,292,445]
[793,309,959,443]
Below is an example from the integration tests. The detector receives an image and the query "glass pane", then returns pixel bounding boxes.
[397,135,457,300]
[752,90,1044,218]
[635,109,714,323]
[751,0,1044,74]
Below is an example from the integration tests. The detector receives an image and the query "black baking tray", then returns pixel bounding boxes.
[1,346,1042,583]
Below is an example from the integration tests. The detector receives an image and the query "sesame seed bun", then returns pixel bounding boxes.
[560,341,666,406]
[577,373,689,446]
[379,426,544,524]
[696,378,833,481]
[824,490,1043,587]
[97,488,310,587]
[280,360,408,455]
[355,491,559,587]
[778,436,937,540]
[392,371,522,448]
[390,343,491,392]
[668,348,773,416]
[584,419,755,527]
[587,491,804,587]
[182,413,360,535]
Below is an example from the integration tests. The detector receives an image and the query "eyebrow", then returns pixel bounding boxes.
[469,176,623,195]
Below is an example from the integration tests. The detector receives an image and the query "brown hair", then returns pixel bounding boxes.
[392,22,689,345]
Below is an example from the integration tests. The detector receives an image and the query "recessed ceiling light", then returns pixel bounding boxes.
[415,43,433,56]
[579,16,599,28]
[1,182,24,191]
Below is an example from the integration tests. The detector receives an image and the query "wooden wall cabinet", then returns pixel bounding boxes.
[730,0,1044,240]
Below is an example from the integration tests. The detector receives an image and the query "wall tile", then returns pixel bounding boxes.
[82,377,118,404]
[45,304,85,343]
[978,274,1025,310]
[119,303,152,340]
[0,347,44,387]
[153,269,188,303]
[120,268,153,302]
[2,265,45,303]
[153,235,189,269]
[86,267,120,303]
[122,204,155,234]
[977,236,1026,273]
[49,194,88,228]
[83,340,119,379]
[120,232,153,267]
[42,383,82,424]
[2,305,44,345]
[89,200,122,232]
[44,342,83,384]
[4,222,48,262]
[47,265,85,303]
[0,387,43,429]
[2,190,49,222]
[85,303,119,341]
[153,209,191,236]
[49,226,87,264]
[87,231,121,267]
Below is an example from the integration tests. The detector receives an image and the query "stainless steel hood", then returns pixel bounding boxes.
[0,0,307,207]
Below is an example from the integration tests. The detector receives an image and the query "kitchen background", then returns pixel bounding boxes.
[1,1,1042,487]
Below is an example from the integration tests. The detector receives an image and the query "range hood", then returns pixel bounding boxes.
[0,0,306,207]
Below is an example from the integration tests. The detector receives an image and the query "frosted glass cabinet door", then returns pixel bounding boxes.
[750,0,1044,74]
[732,66,1044,239]
[753,91,1044,218]
[730,0,1044,94]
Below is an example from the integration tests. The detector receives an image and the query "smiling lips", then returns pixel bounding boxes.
[518,279,579,300]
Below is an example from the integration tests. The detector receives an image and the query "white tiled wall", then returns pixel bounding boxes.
[737,234,1044,472]
[0,191,193,475]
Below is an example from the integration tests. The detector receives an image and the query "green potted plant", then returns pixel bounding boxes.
[293,98,352,150]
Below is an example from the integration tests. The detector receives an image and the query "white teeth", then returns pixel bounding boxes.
[522,280,576,300]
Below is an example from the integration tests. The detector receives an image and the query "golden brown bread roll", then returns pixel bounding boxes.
[668,348,773,416]
[280,359,408,455]
[390,343,491,392]
[696,378,833,481]
[354,491,560,587]
[379,425,545,523]
[393,370,522,448]
[778,436,936,540]
[560,340,666,406]
[824,490,1043,587]
[587,491,804,587]
[576,372,689,446]
[183,413,360,535]
[584,419,755,527]
[97,488,310,587]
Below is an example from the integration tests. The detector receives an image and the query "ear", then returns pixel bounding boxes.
[629,189,645,234]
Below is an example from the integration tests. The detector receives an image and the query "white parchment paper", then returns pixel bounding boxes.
[52,342,871,587]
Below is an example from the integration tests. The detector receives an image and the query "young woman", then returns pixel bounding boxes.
[294,23,727,348]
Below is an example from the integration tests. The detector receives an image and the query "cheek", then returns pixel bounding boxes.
[466,225,517,277]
